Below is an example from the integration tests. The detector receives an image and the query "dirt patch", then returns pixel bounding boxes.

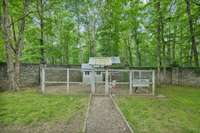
[86,96,131,133]
[45,84,90,95]
[0,111,85,133]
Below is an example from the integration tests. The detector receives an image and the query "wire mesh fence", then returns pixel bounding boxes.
[43,68,90,95]
[41,66,155,96]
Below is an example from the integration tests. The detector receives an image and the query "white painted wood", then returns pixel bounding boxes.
[41,66,45,94]
[43,67,155,95]
[105,68,109,95]
[45,68,154,72]
[95,81,130,85]
[45,81,67,84]
[129,71,133,95]
[152,70,155,96]
[139,71,142,79]
[91,68,95,94]
[67,68,69,93]
[132,79,150,87]
[45,81,82,84]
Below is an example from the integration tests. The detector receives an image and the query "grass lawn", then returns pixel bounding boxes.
[0,89,88,126]
[116,86,200,133]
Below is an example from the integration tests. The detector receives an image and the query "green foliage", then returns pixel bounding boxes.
[0,0,199,66]
[0,89,88,125]
[116,86,200,133]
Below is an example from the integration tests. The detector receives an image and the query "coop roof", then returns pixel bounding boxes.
[81,64,92,70]
[88,57,120,66]
[111,57,120,64]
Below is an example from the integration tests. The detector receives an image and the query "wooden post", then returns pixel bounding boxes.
[152,70,155,96]
[139,70,141,79]
[91,68,95,94]
[105,68,109,95]
[41,65,45,94]
[129,70,133,95]
[67,68,69,93]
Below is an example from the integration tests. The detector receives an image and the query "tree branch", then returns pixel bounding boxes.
[8,11,33,27]
[192,0,200,6]
[11,17,17,44]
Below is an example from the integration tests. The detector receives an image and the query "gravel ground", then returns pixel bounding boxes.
[86,96,131,133]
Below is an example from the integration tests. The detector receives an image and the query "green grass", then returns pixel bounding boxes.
[116,86,200,133]
[0,89,88,125]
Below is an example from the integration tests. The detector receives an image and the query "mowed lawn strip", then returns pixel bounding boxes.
[116,86,200,133]
[0,89,88,125]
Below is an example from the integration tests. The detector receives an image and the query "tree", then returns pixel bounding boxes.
[185,0,199,66]
[37,0,45,64]
[2,0,29,90]
[155,0,161,84]
[1,0,199,71]
[2,0,16,90]
[12,0,29,87]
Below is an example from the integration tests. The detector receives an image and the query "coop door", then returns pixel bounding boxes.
[94,70,106,95]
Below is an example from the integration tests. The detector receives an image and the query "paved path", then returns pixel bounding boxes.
[86,96,131,133]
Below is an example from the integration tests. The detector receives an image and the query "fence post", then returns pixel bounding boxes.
[67,68,69,93]
[152,70,155,96]
[129,70,133,95]
[105,68,109,95]
[41,64,45,94]
[91,68,95,94]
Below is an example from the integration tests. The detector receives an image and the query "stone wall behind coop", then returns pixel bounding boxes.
[0,63,200,89]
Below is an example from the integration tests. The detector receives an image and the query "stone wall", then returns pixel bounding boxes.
[0,63,82,89]
[45,68,82,82]
[172,68,200,86]
[0,63,200,89]
[0,63,40,88]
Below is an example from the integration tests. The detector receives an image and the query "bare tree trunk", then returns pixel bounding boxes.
[2,0,17,90]
[91,17,97,57]
[179,28,183,66]
[122,33,132,66]
[37,0,45,64]
[156,0,161,85]
[185,0,199,66]
[133,29,141,67]
[161,13,166,82]
[14,0,29,87]
[167,20,172,65]
[66,41,69,64]
[86,19,93,58]
[75,0,83,63]
[172,25,176,63]
[126,36,133,66]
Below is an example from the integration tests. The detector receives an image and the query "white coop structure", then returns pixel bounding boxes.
[87,57,120,95]
[81,64,103,84]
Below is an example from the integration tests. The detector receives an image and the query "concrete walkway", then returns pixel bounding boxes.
[86,96,131,133]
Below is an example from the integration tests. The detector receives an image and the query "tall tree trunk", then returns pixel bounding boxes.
[75,0,82,63]
[161,13,166,82]
[66,41,69,64]
[185,0,199,66]
[133,28,141,66]
[167,20,172,65]
[179,28,183,66]
[14,0,29,87]
[156,0,161,85]
[91,17,97,57]
[2,0,17,90]
[126,35,133,66]
[172,25,176,63]
[37,0,45,64]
